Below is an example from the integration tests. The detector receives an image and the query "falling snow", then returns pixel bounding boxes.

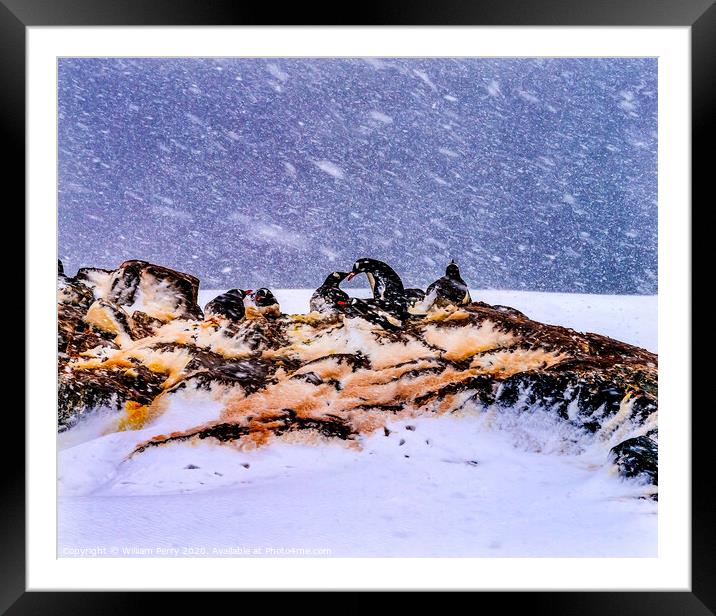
[58,58,657,293]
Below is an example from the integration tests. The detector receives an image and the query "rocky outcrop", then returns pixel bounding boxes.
[74,259,203,321]
[57,261,658,492]
[609,435,658,485]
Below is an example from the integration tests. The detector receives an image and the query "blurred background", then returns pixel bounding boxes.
[58,57,657,294]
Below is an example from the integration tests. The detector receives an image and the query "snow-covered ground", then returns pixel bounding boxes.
[58,290,657,557]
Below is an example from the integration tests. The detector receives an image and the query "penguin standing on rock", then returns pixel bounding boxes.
[250,288,281,319]
[423,259,472,309]
[310,272,350,314]
[346,259,408,315]
[204,289,251,322]
[344,258,410,329]
[404,287,426,309]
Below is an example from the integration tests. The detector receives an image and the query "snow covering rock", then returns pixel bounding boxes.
[57,261,658,490]
[57,259,94,308]
[75,259,203,321]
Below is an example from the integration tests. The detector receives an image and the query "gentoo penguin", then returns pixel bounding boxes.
[404,287,426,309]
[250,288,281,319]
[310,271,350,314]
[345,258,408,320]
[204,289,251,322]
[424,259,472,309]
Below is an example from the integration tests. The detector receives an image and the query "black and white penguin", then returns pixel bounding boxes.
[404,287,426,309]
[310,271,350,314]
[423,259,472,309]
[204,289,251,322]
[250,288,281,319]
[345,258,408,320]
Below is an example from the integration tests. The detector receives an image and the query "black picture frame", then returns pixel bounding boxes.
[8,0,712,610]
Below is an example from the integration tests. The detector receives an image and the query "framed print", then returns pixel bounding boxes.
[8,0,713,610]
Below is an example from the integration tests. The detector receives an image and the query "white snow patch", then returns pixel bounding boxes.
[619,91,637,112]
[413,69,438,92]
[266,63,288,82]
[368,110,393,124]
[438,147,459,158]
[151,206,192,221]
[486,80,502,97]
[312,160,345,180]
[517,90,540,104]
[283,162,297,177]
[59,410,656,557]
[319,246,339,262]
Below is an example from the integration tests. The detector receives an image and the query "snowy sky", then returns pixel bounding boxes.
[58,58,657,294]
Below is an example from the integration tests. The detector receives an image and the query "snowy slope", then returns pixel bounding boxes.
[58,291,657,558]
[59,412,656,558]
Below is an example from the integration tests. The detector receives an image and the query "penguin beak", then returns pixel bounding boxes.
[345,272,356,281]
[243,289,253,296]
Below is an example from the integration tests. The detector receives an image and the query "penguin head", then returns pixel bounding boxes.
[346,258,387,281]
[251,288,277,307]
[323,271,349,286]
[226,288,251,300]
[446,259,460,278]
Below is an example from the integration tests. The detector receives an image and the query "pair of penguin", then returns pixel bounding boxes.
[207,257,471,329]
[311,258,472,330]
[205,287,280,322]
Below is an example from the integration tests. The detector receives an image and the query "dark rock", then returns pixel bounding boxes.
[74,266,113,297]
[58,362,166,428]
[84,299,135,343]
[78,260,202,321]
[130,311,165,338]
[168,358,277,395]
[609,436,658,485]
[57,260,657,487]
[490,304,527,318]
[57,272,94,308]
[291,371,324,386]
[134,409,355,454]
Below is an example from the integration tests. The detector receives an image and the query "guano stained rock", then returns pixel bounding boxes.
[57,260,658,494]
